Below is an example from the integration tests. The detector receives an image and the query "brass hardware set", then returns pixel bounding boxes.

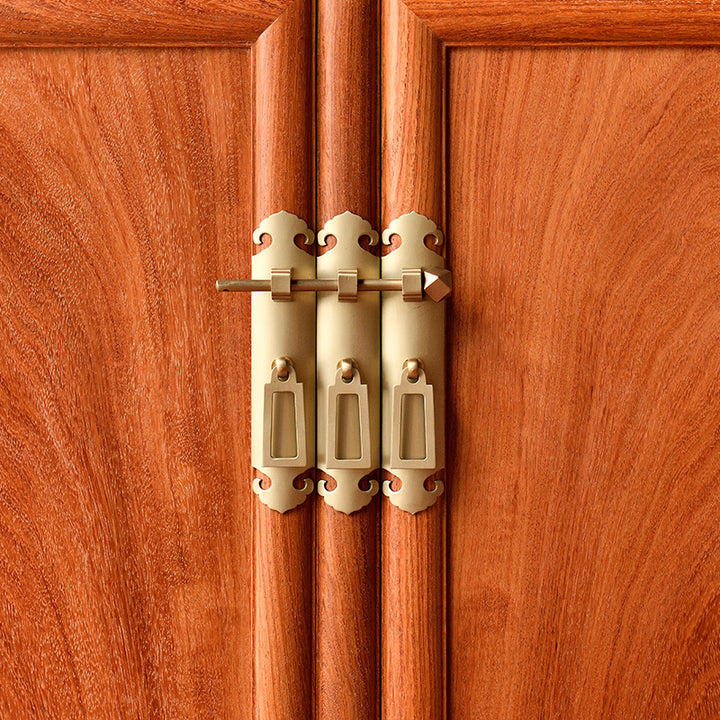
[217,210,451,515]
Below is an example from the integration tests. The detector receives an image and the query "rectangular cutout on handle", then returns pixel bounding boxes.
[399,394,427,461]
[262,360,307,470]
[335,394,362,460]
[271,392,299,459]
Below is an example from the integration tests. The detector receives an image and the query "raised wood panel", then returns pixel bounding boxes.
[0,47,253,719]
[405,0,720,46]
[0,0,290,46]
[448,46,720,719]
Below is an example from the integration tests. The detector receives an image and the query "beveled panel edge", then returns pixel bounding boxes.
[0,0,293,46]
[402,0,720,46]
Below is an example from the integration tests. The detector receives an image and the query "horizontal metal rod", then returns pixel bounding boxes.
[216,278,404,293]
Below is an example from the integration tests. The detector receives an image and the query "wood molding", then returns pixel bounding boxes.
[316,0,381,719]
[317,0,380,222]
[0,0,292,46]
[382,0,446,719]
[252,1,316,719]
[4,0,719,48]
[403,0,720,46]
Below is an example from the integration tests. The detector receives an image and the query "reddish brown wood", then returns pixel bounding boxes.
[253,0,315,222]
[381,1,445,719]
[0,0,290,46]
[252,2,315,720]
[316,1,380,718]
[382,0,443,225]
[317,0,379,221]
[316,504,379,720]
[0,47,254,719]
[3,0,717,49]
[448,45,720,719]
[404,0,720,46]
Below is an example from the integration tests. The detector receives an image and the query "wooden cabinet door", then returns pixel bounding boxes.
[416,9,720,720]
[2,2,720,719]
[382,2,720,718]
[0,3,315,718]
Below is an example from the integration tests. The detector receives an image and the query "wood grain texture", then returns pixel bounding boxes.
[0,0,290,47]
[252,1,315,719]
[382,1,445,719]
[382,0,443,225]
[253,0,315,223]
[448,46,720,719]
[317,0,379,221]
[316,506,379,720]
[405,0,720,46]
[316,0,380,718]
[316,0,380,720]
[0,47,253,719]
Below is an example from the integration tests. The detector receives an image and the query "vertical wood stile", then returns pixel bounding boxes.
[382,0,446,718]
[252,1,315,718]
[316,0,381,718]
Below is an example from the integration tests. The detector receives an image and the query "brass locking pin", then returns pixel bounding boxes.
[216,267,451,302]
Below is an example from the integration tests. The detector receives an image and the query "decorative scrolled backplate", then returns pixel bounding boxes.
[381,212,446,514]
[251,211,316,513]
[316,211,380,515]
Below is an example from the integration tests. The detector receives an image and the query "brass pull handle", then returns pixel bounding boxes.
[217,210,448,515]
[390,360,436,472]
[262,358,308,469]
[245,211,316,514]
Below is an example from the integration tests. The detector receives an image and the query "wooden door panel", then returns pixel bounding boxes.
[0,47,253,719]
[2,3,720,719]
[448,46,720,719]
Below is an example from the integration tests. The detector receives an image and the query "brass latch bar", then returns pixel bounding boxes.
[216,267,451,302]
